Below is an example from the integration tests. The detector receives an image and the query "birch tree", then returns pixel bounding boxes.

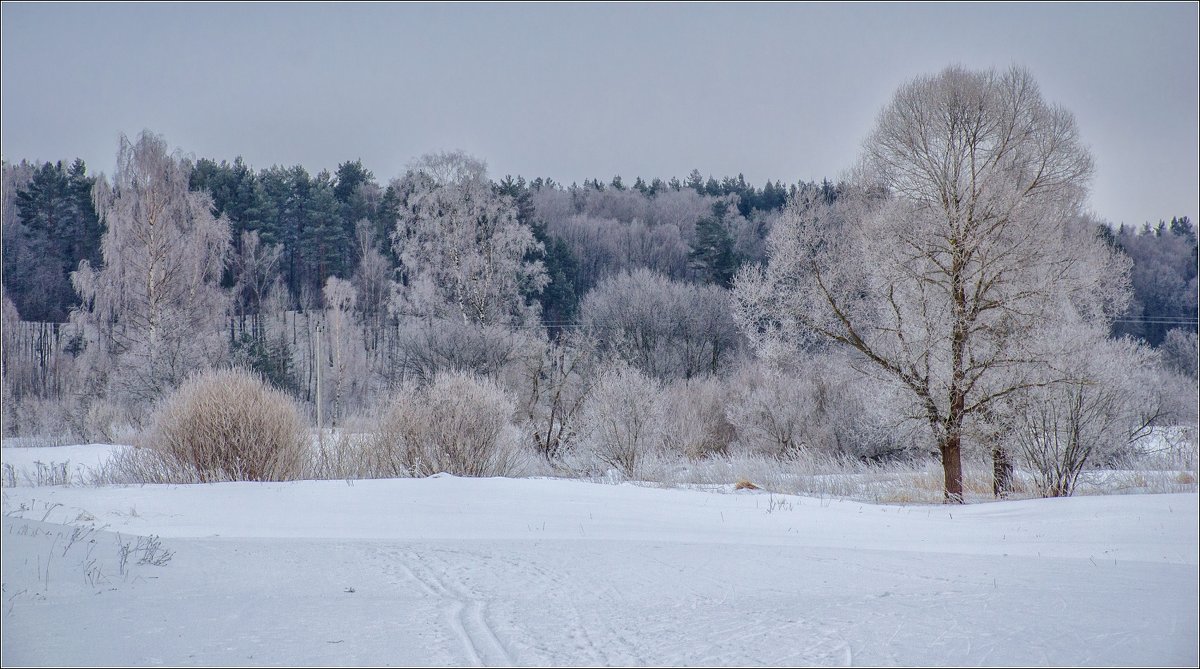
[321,276,363,426]
[71,131,231,415]
[350,219,392,353]
[733,66,1128,502]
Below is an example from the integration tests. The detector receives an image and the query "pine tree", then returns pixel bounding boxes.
[689,213,736,288]
[8,160,101,321]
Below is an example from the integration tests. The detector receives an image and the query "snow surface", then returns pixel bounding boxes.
[2,444,1197,667]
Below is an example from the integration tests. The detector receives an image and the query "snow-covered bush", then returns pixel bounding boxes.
[576,363,664,478]
[369,371,524,478]
[142,367,309,481]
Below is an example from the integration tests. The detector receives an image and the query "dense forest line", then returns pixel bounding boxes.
[3,154,1195,348]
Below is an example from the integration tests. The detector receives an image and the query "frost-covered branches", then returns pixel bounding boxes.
[517,331,599,462]
[577,364,664,478]
[231,230,282,332]
[581,268,741,380]
[390,152,547,326]
[725,356,920,462]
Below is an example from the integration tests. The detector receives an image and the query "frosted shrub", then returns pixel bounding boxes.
[142,368,309,481]
[660,377,735,458]
[726,358,918,461]
[370,371,524,478]
[367,381,428,477]
[578,364,664,478]
[513,332,598,463]
[725,364,811,458]
[1007,333,1163,497]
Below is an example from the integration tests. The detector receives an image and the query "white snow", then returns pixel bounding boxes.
[2,444,1197,667]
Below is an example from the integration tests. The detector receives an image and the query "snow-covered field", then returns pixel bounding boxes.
[2,445,1197,667]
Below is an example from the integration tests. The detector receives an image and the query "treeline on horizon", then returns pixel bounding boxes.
[2,152,1196,349]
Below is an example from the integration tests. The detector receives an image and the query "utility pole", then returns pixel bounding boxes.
[315,318,324,450]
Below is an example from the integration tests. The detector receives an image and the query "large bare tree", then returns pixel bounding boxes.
[733,66,1129,502]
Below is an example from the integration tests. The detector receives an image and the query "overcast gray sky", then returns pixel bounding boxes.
[2,2,1197,227]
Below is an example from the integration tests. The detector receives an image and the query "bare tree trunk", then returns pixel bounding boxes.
[942,382,967,503]
[992,443,1014,498]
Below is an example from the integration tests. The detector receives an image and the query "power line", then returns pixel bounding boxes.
[1110,318,1198,325]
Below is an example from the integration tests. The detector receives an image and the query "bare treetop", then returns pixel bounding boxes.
[864,65,1094,223]
[405,151,490,188]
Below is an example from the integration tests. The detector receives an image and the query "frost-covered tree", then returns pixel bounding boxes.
[580,268,741,380]
[71,131,231,416]
[389,151,546,325]
[0,293,20,436]
[1160,328,1199,379]
[725,356,920,462]
[515,331,599,462]
[350,220,392,353]
[733,66,1127,502]
[389,317,520,384]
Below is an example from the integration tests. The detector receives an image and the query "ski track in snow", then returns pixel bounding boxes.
[381,547,514,667]
[374,542,854,667]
